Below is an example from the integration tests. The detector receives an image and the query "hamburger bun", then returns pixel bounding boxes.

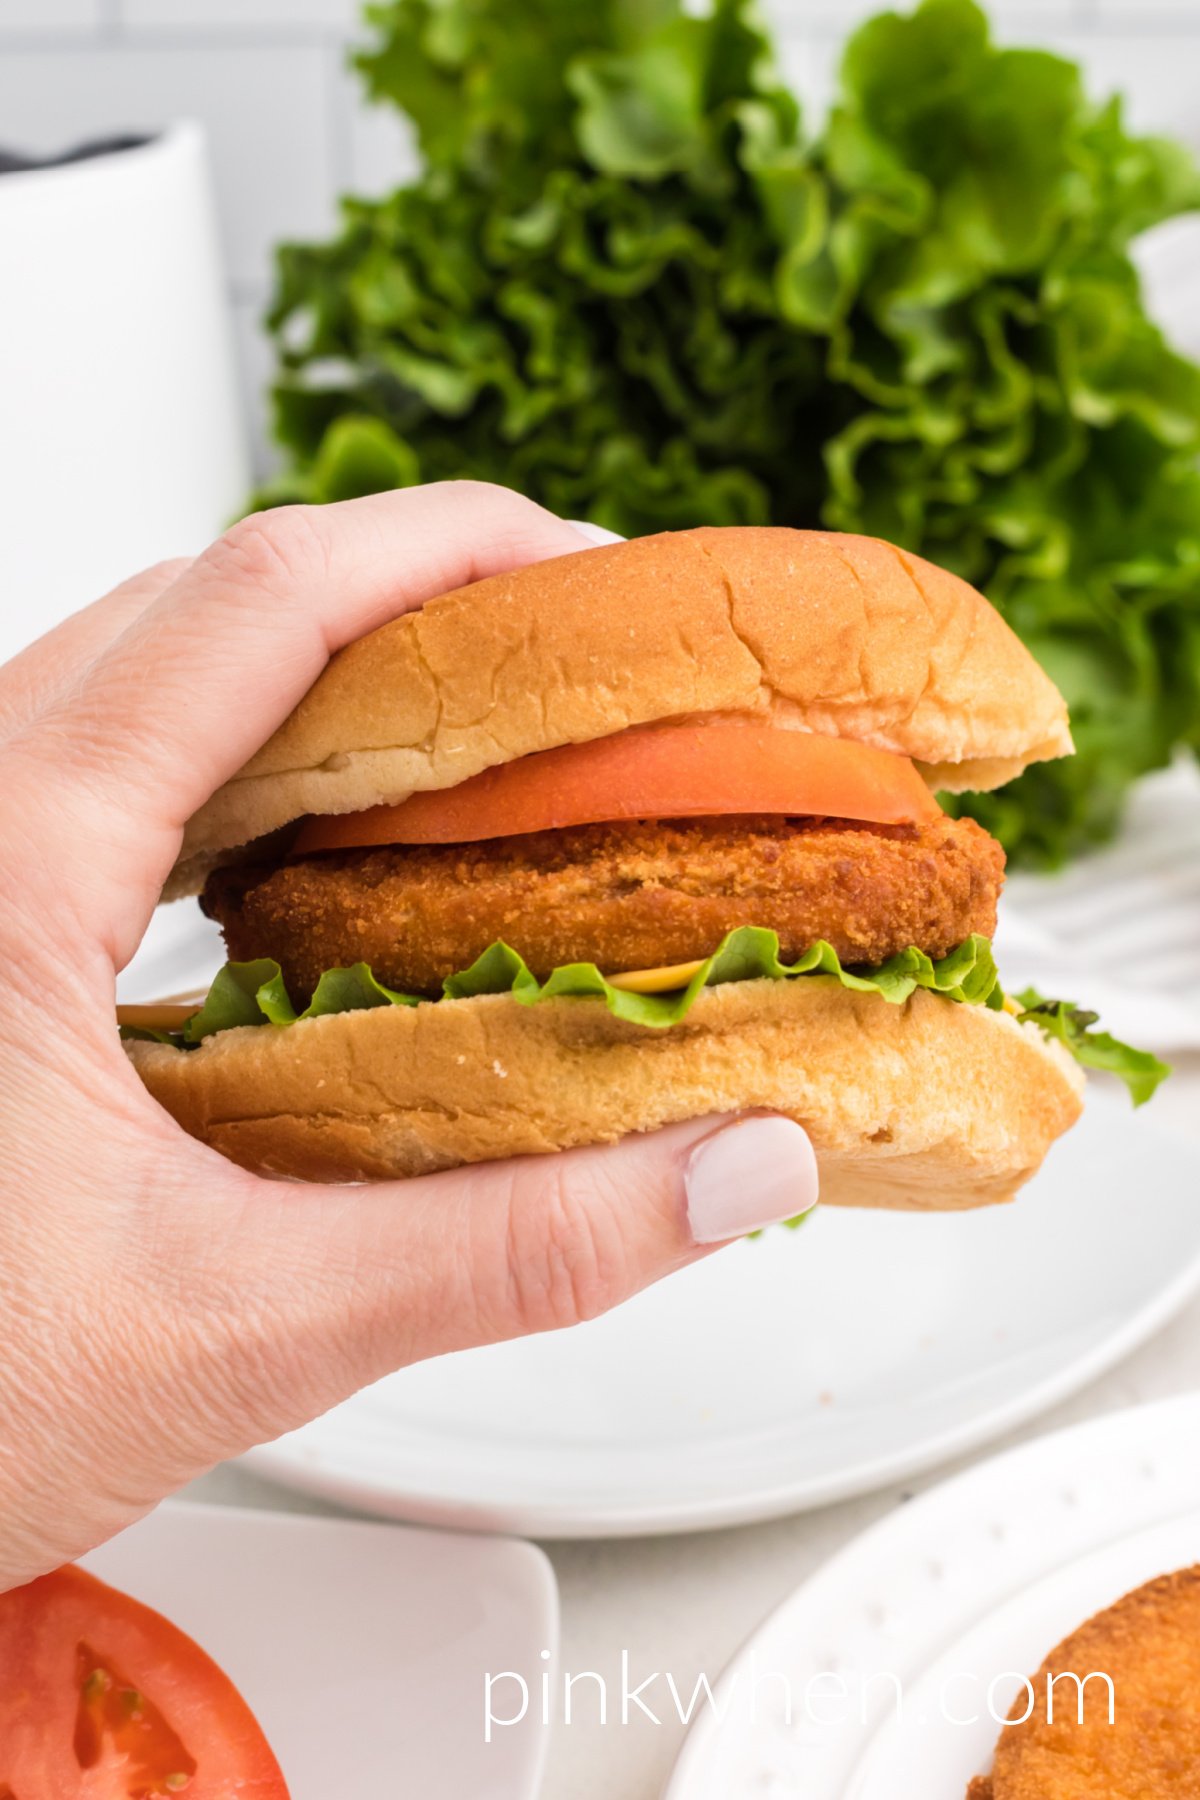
[125,976,1085,1205]
[132,521,1088,1208]
[169,527,1071,897]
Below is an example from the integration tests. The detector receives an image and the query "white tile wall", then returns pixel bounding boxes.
[0,45,337,284]
[775,27,842,127]
[329,45,419,197]
[1038,30,1200,149]
[2,0,1196,476]
[122,0,359,27]
[1096,0,1200,16]
[0,0,101,29]
[231,293,279,483]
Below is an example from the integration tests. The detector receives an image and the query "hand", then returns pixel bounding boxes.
[0,482,817,1590]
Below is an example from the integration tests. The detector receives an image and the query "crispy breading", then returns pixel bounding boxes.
[967,1566,1200,1798]
[202,813,1004,1001]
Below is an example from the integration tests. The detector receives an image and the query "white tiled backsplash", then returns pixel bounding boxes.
[2,0,1199,476]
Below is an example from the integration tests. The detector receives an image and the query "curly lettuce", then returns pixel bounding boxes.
[1015,990,1170,1107]
[123,927,1168,1105]
[253,0,1200,868]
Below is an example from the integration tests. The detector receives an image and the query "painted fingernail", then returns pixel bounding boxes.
[685,1115,819,1244]
[566,519,626,546]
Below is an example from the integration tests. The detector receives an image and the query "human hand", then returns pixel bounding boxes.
[0,482,817,1590]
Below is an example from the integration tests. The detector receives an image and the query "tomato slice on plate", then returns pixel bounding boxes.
[293,719,940,852]
[0,1566,288,1798]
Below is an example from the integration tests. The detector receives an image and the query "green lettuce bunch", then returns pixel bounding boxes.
[256,0,1200,865]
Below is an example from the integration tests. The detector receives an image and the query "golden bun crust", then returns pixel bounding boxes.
[170,527,1071,897]
[125,981,1084,1208]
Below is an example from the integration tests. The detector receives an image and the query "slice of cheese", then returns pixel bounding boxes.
[605,959,707,994]
[116,1003,197,1032]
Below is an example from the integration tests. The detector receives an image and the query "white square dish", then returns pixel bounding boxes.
[82,1499,558,1800]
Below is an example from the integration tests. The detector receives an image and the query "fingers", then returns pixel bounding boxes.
[7,483,589,966]
[20,483,587,828]
[175,1115,819,1452]
[0,1108,816,1578]
[0,559,191,744]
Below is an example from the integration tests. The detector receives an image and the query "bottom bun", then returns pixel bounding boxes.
[125,977,1085,1209]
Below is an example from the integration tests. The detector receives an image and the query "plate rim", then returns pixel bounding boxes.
[661,1389,1200,1797]
[82,1496,560,1800]
[242,1098,1200,1537]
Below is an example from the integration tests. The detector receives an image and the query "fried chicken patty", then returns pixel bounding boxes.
[202,813,1004,1001]
[966,1566,1200,1800]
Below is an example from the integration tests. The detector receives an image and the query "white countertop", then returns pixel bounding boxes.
[181,1055,1200,1800]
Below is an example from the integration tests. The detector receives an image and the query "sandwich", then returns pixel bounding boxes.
[122,527,1164,1204]
[967,1565,1200,1796]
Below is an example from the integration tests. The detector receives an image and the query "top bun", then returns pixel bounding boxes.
[170,526,1071,896]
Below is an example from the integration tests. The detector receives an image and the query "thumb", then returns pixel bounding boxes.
[190,1114,819,1450]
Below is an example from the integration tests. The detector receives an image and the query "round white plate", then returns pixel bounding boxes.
[663,1392,1200,1798]
[83,1500,557,1800]
[244,1091,1200,1536]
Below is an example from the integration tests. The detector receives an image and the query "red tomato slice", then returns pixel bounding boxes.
[0,1565,289,1799]
[294,720,940,852]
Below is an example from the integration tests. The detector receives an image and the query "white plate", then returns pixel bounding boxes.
[115,898,225,1004]
[244,1091,1200,1536]
[664,1392,1200,1798]
[81,1500,557,1800]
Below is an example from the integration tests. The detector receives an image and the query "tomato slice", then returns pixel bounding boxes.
[294,720,940,852]
[0,1566,288,1799]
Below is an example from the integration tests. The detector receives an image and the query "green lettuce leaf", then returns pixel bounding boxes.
[182,957,417,1042]
[126,927,1164,1105]
[1015,989,1171,1106]
[442,926,1004,1024]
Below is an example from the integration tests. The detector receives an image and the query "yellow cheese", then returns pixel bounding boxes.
[605,959,707,994]
[116,1003,197,1032]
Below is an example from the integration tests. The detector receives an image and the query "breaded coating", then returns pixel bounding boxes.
[967,1565,1200,1798]
[203,813,1003,1001]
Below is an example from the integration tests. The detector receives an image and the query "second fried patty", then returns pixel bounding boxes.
[202,813,1005,1001]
